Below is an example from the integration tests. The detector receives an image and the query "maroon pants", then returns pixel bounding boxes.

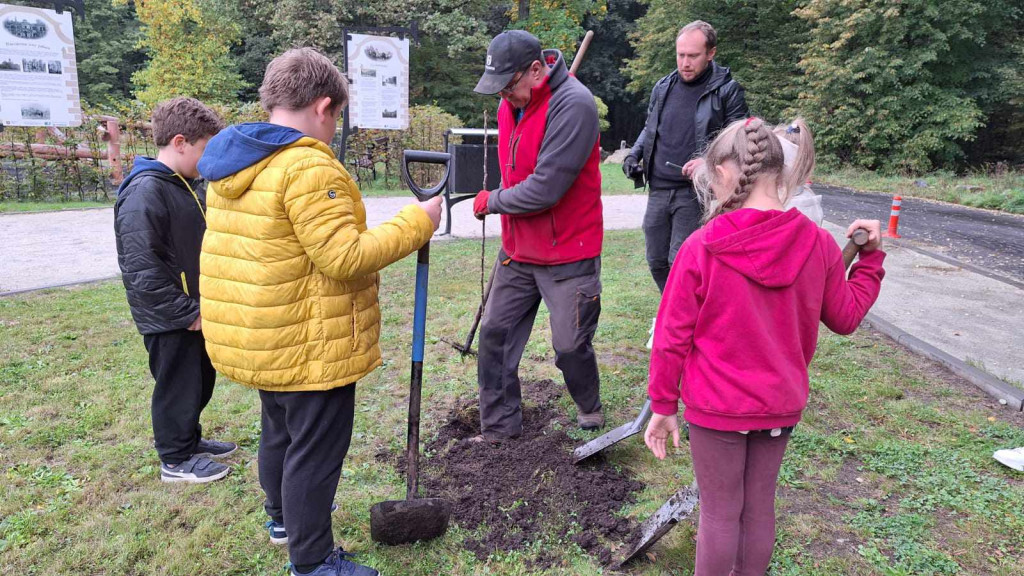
[689,423,791,576]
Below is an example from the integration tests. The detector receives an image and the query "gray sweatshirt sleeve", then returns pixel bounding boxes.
[488,79,599,215]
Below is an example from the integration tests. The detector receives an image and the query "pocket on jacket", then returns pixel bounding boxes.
[351,300,359,353]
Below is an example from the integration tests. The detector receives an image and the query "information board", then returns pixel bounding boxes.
[0,3,81,127]
[346,33,409,130]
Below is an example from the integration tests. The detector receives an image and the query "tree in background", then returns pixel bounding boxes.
[624,0,805,123]
[794,0,987,172]
[73,0,147,107]
[955,2,1024,166]
[118,0,246,107]
[577,0,646,148]
[511,0,607,61]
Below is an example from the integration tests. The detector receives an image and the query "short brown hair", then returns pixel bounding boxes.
[677,20,717,51]
[151,97,225,147]
[259,48,349,113]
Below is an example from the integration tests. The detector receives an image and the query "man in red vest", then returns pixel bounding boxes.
[472,30,604,441]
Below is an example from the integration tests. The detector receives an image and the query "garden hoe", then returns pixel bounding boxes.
[613,227,872,567]
[369,150,454,546]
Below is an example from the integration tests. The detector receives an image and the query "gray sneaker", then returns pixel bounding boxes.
[160,455,230,484]
[578,408,605,431]
[194,438,238,460]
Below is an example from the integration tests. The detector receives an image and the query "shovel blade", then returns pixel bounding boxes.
[614,484,699,568]
[369,498,452,546]
[572,421,639,463]
[572,399,652,464]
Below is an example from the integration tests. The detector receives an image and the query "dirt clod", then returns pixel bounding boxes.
[403,380,644,566]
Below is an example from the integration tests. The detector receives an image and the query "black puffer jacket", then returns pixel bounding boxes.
[114,157,206,335]
[629,62,748,186]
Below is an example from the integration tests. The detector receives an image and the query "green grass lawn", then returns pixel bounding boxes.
[0,200,113,214]
[1,232,1023,576]
[816,167,1024,214]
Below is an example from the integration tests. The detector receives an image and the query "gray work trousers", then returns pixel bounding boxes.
[643,186,703,293]
[477,253,602,438]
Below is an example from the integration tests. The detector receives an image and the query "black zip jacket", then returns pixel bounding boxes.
[628,62,749,186]
[113,158,205,335]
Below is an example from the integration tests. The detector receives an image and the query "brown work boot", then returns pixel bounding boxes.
[577,408,605,431]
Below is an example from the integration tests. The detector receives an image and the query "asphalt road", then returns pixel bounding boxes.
[817,185,1024,282]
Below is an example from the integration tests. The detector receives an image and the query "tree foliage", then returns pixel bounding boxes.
[577,0,646,146]
[117,0,246,107]
[73,0,147,106]
[626,0,1022,172]
[795,0,987,172]
[511,0,607,60]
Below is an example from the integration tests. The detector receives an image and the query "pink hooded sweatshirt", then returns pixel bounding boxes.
[648,208,885,431]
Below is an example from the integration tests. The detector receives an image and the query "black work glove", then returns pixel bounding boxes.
[622,155,640,178]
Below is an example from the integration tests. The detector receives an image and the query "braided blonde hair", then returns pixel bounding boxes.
[695,117,786,221]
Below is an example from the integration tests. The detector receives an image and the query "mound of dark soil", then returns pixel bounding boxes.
[404,380,644,566]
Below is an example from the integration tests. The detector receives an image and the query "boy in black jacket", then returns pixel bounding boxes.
[114,97,232,483]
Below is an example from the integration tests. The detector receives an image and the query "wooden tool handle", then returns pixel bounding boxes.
[569,30,594,75]
[842,228,870,270]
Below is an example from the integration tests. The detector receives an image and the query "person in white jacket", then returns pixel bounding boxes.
[775,118,824,225]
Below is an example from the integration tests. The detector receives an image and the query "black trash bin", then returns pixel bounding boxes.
[443,128,501,235]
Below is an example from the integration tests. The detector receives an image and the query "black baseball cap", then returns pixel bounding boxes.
[474,30,542,95]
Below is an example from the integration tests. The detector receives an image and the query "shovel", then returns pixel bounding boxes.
[613,226,873,566]
[369,150,454,546]
[573,399,652,463]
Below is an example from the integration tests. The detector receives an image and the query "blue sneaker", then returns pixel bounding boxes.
[267,504,338,546]
[291,548,378,576]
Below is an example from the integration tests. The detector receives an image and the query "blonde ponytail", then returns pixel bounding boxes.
[774,118,815,199]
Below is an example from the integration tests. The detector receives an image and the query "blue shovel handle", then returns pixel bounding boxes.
[402,149,451,499]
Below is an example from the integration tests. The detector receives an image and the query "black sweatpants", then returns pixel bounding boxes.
[143,329,216,465]
[643,186,703,293]
[258,385,356,566]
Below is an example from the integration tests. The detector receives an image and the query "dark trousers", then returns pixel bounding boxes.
[477,254,602,438]
[143,329,216,465]
[258,385,356,566]
[643,186,703,292]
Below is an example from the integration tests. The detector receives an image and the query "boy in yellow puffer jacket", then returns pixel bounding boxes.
[197,47,441,576]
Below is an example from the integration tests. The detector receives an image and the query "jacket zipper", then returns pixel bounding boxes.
[549,213,557,246]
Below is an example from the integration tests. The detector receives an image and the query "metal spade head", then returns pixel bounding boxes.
[369,497,452,546]
[614,483,699,568]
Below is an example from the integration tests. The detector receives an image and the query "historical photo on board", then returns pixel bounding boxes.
[22,58,47,73]
[21,103,50,120]
[3,17,48,40]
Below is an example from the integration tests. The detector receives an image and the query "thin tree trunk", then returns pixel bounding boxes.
[519,0,529,22]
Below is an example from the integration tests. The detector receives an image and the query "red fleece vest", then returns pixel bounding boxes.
[497,76,603,265]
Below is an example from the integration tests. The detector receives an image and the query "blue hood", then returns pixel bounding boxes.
[197,123,305,182]
[117,157,174,196]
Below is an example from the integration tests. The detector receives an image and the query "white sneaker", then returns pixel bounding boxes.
[646,317,656,349]
[993,447,1024,472]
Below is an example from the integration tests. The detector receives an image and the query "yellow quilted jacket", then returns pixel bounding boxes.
[198,130,433,392]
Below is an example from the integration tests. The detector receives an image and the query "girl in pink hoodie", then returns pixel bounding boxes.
[644,117,886,575]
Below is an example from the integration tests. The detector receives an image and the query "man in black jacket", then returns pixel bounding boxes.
[114,97,232,484]
[624,20,748,301]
